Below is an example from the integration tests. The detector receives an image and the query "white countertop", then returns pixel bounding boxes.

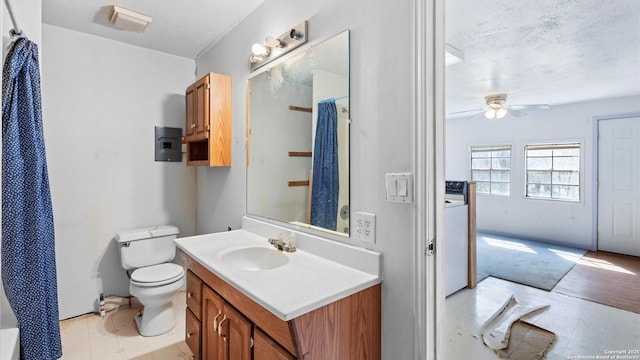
[175,219,382,321]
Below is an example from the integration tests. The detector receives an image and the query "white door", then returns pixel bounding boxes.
[598,116,640,256]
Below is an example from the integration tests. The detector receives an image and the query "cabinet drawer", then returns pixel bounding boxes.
[185,308,201,360]
[254,328,296,360]
[187,270,203,320]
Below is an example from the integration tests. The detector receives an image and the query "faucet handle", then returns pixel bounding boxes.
[268,235,296,252]
[283,234,296,252]
[268,237,284,250]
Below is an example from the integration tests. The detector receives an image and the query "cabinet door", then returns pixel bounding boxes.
[186,270,203,320]
[194,75,210,139]
[185,308,201,360]
[185,83,195,138]
[253,328,296,360]
[220,303,252,360]
[202,286,225,360]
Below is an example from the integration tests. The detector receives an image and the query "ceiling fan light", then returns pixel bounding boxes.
[484,109,496,119]
[496,108,508,118]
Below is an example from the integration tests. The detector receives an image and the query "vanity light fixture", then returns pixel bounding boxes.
[265,36,283,48]
[110,5,152,32]
[249,21,308,71]
[251,43,270,56]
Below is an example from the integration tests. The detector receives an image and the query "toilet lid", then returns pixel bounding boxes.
[131,263,184,286]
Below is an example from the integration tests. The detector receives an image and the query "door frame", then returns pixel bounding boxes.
[413,0,445,358]
[592,112,640,251]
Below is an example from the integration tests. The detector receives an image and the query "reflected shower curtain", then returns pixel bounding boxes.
[2,38,62,359]
[310,99,339,230]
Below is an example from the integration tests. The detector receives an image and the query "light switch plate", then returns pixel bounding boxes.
[385,173,413,203]
[353,211,376,243]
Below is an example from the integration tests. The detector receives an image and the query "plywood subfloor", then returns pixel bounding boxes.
[552,251,640,314]
[495,321,556,360]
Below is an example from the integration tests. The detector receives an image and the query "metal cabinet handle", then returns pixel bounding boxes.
[212,310,222,329]
[217,314,227,336]
[187,292,192,299]
[186,332,192,338]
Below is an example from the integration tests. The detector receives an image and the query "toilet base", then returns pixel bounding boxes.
[134,302,176,337]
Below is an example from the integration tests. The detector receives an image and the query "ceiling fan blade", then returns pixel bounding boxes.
[469,112,488,120]
[509,104,550,110]
[508,109,527,118]
[448,108,485,115]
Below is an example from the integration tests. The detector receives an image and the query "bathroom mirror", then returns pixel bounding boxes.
[247,30,350,236]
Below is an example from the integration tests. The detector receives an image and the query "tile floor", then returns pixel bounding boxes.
[59,291,193,360]
[445,277,640,360]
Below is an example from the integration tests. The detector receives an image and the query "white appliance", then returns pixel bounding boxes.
[444,181,469,296]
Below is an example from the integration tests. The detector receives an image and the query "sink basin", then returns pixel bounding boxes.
[221,247,289,271]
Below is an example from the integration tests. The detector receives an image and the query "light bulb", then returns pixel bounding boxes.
[251,43,269,56]
[484,109,496,119]
[249,54,262,64]
[495,108,508,119]
[265,36,283,48]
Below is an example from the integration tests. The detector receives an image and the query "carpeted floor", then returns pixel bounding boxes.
[552,251,640,314]
[476,232,587,291]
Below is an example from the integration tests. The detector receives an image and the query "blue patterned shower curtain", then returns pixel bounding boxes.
[310,99,339,231]
[2,38,62,360]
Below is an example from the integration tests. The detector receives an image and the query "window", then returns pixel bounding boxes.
[470,145,511,196]
[525,143,580,201]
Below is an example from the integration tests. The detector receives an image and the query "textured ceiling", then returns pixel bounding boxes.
[41,1,640,113]
[42,0,265,59]
[446,0,640,116]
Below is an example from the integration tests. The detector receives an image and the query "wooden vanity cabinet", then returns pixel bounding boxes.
[179,250,381,360]
[253,328,295,360]
[202,285,252,360]
[184,72,232,167]
[186,270,203,360]
[186,308,201,360]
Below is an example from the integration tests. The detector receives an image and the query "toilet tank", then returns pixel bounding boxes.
[115,225,179,269]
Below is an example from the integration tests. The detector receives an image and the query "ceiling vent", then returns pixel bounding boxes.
[109,5,152,33]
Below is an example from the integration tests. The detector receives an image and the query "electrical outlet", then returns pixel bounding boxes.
[353,212,376,243]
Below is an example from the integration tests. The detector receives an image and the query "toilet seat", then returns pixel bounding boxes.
[130,263,184,287]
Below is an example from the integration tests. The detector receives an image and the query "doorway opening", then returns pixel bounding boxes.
[441,0,640,357]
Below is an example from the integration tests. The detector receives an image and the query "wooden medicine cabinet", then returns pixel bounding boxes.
[185,72,232,166]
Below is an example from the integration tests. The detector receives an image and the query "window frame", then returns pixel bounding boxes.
[524,142,581,202]
[469,145,512,196]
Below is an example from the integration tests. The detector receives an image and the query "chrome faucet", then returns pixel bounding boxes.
[268,236,296,252]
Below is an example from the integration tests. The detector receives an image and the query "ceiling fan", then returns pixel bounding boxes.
[449,93,550,120]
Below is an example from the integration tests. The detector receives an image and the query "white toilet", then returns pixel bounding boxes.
[115,225,184,337]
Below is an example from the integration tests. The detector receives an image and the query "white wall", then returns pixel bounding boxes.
[195,0,416,357]
[41,25,197,319]
[446,95,640,249]
[0,0,41,329]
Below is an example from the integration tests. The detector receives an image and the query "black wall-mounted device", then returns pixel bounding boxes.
[154,126,182,162]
